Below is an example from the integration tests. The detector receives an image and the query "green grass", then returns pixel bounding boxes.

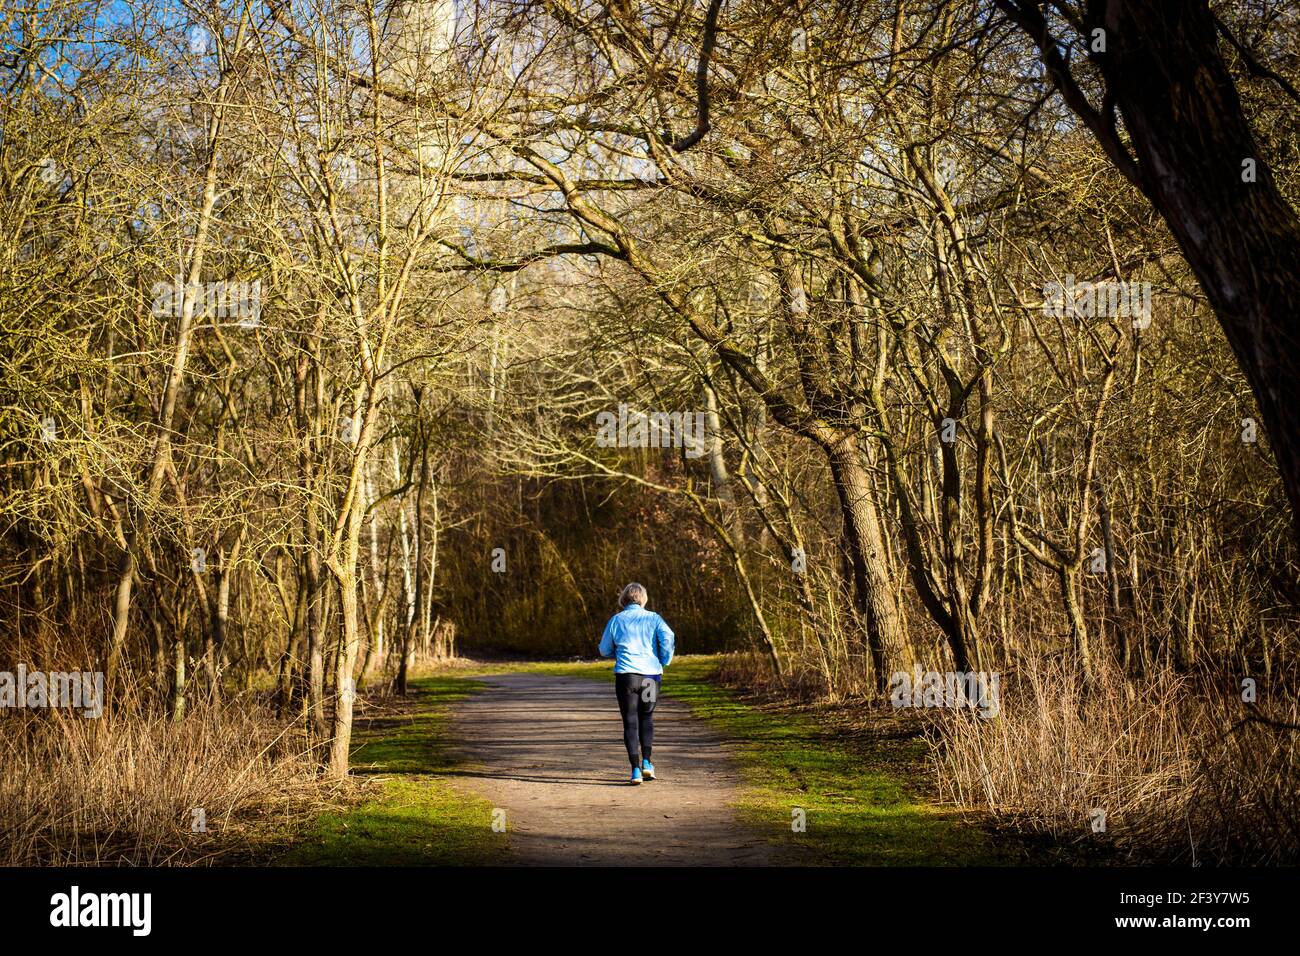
[278,676,507,866]
[444,656,1003,865]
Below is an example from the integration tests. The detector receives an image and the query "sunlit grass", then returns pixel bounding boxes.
[278,676,506,866]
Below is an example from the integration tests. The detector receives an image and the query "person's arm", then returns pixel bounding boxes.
[599,617,616,659]
[655,615,675,668]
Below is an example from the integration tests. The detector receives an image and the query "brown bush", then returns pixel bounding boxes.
[930,656,1300,864]
[0,687,318,866]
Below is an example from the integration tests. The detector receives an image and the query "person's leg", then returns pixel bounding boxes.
[637,675,660,762]
[614,673,642,767]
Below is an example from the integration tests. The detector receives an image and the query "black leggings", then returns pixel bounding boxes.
[615,673,661,767]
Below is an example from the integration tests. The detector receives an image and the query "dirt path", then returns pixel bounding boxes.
[450,672,785,866]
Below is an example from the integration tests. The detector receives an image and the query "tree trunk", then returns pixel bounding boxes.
[363,462,386,678]
[295,333,327,736]
[304,547,326,735]
[171,610,188,721]
[704,382,745,549]
[203,546,234,688]
[106,548,136,695]
[1096,477,1127,669]
[391,435,417,692]
[326,563,362,776]
[1059,565,1093,686]
[825,436,908,692]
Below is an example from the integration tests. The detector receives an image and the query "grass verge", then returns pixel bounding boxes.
[276,676,506,866]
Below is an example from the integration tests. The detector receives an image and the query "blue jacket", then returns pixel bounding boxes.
[599,604,675,675]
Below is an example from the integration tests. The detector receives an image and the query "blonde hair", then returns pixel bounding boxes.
[619,582,648,607]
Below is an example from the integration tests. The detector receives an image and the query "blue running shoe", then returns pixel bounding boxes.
[641,759,656,780]
[630,766,643,785]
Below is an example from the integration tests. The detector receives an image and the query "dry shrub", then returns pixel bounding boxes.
[930,656,1300,864]
[716,604,879,702]
[0,686,318,866]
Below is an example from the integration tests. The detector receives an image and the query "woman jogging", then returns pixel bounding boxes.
[598,582,675,784]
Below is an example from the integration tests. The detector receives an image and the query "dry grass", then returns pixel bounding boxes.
[716,647,876,701]
[930,657,1300,864]
[0,685,323,866]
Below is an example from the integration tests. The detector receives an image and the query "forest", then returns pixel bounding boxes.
[1,0,1298,869]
